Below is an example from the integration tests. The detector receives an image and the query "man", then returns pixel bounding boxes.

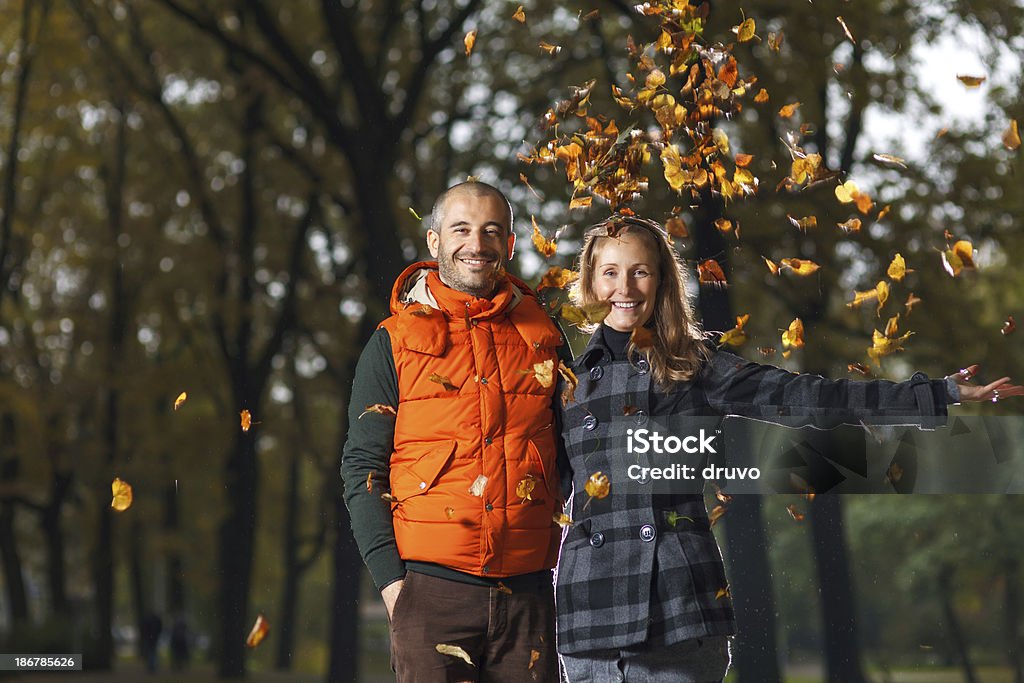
[342,181,564,682]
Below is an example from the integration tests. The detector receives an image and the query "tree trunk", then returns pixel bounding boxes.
[1006,557,1023,683]
[0,413,29,624]
[937,565,978,683]
[130,517,149,659]
[810,496,868,683]
[41,470,72,616]
[275,451,302,670]
[163,479,185,615]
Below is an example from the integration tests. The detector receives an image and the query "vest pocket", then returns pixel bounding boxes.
[391,440,457,501]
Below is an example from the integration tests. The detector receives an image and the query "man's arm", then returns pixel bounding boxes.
[340,327,406,591]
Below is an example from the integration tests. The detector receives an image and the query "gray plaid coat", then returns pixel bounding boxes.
[554,331,955,654]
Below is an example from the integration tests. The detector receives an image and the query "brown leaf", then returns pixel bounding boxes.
[630,326,654,350]
[665,216,689,238]
[786,214,817,231]
[786,504,805,521]
[359,404,398,419]
[429,373,459,392]
[709,504,727,527]
[240,409,255,432]
[848,362,872,377]
[1003,119,1021,150]
[558,362,579,406]
[531,216,558,257]
[778,102,801,118]
[957,74,986,88]
[754,88,769,103]
[698,259,728,286]
[1002,315,1016,336]
[837,218,862,233]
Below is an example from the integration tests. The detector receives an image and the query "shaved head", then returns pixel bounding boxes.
[430,181,513,238]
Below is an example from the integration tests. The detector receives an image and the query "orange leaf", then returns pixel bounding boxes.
[240,409,255,432]
[782,318,805,352]
[569,195,593,210]
[630,326,654,350]
[366,473,374,493]
[716,585,732,600]
[665,216,689,238]
[709,504,727,527]
[754,88,769,103]
[539,41,562,55]
[904,292,922,315]
[714,218,734,233]
[837,218,862,233]
[111,477,133,512]
[512,5,526,23]
[463,30,477,57]
[1003,119,1021,150]
[429,373,459,392]
[778,102,801,118]
[173,391,187,411]
[537,266,578,291]
[585,471,610,499]
[529,649,541,669]
[698,259,728,286]
[786,214,817,231]
[763,256,780,276]
[246,614,270,648]
[445,506,456,520]
[359,404,397,419]
[735,153,754,167]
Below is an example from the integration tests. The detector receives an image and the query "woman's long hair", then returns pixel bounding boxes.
[571,216,711,389]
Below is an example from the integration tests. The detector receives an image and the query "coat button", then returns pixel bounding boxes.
[484,437,493,445]
[634,410,648,426]
[418,481,427,490]
[589,532,605,548]
[482,566,489,574]
[485,503,493,511]
[589,365,604,381]
[481,377,489,385]
[636,358,650,374]
[582,415,598,431]
[639,524,656,542]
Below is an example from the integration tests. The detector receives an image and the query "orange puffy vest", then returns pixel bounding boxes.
[380,263,563,577]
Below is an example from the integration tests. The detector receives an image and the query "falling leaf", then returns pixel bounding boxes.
[359,404,398,419]
[735,17,756,42]
[757,346,777,357]
[714,218,734,234]
[174,391,187,411]
[515,474,537,502]
[537,266,578,292]
[887,254,911,282]
[525,359,555,388]
[630,326,654,350]
[767,31,784,52]
[623,405,640,416]
[786,504,805,521]
[763,256,780,276]
[872,153,907,169]
[719,314,749,348]
[941,240,975,277]
[111,477,133,512]
[585,472,610,500]
[716,585,732,600]
[366,473,374,493]
[1002,315,1016,336]
[246,614,269,648]
[560,301,611,327]
[496,581,513,595]
[782,318,805,355]
[443,506,455,520]
[539,41,562,55]
[786,214,817,231]
[429,373,459,392]
[468,475,488,497]
[666,511,693,528]
[557,362,578,406]
[868,314,914,363]
[778,102,801,118]
[512,5,526,22]
[877,205,892,221]
[837,218,862,233]
[409,303,433,316]
[1003,120,1021,150]
[665,215,689,238]
[886,462,904,484]
[734,153,754,168]
[529,649,541,669]
[957,74,986,88]
[846,281,889,316]
[780,258,821,276]
[531,216,557,257]
[381,492,397,503]
[569,195,593,210]
[709,504,728,527]
[409,207,423,221]
[848,362,872,377]
[904,292,922,315]
[713,485,733,504]
[835,180,874,214]
[754,88,770,103]
[836,16,856,43]
[463,30,477,56]
[240,409,254,432]
[553,512,575,527]
[698,259,728,286]
[436,644,475,667]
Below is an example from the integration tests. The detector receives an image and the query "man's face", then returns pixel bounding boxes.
[427,192,515,298]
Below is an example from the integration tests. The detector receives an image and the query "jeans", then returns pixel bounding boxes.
[560,636,730,683]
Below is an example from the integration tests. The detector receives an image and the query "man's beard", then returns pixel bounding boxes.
[436,246,504,298]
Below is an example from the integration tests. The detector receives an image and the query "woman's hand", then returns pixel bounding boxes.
[948,364,1024,403]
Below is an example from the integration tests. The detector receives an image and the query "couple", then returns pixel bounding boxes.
[341,181,1020,683]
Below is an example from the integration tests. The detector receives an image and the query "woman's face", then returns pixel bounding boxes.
[590,231,659,332]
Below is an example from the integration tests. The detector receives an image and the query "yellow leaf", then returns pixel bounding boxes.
[585,471,610,499]
[516,474,537,502]
[111,477,133,512]
[569,195,592,210]
[735,17,756,42]
[887,253,911,282]
[553,512,575,527]
[529,649,541,669]
[436,644,475,667]
[780,258,821,276]
[941,240,975,277]
[512,5,526,23]
[560,301,611,327]
[429,373,459,392]
[716,585,732,600]
[531,216,557,257]
[445,506,455,519]
[763,256,780,275]
[531,359,554,388]
[537,266,578,292]
[957,74,986,88]
[463,30,477,57]
[719,314,749,347]
[837,218,862,233]
[786,214,817,231]
[782,318,805,351]
[173,391,187,411]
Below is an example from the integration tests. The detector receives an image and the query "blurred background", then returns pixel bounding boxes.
[0,0,1022,681]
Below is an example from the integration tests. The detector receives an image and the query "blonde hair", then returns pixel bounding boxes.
[572,216,711,388]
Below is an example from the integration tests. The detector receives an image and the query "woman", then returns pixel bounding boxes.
[554,215,1021,682]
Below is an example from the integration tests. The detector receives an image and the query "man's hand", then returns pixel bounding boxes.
[381,579,405,620]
